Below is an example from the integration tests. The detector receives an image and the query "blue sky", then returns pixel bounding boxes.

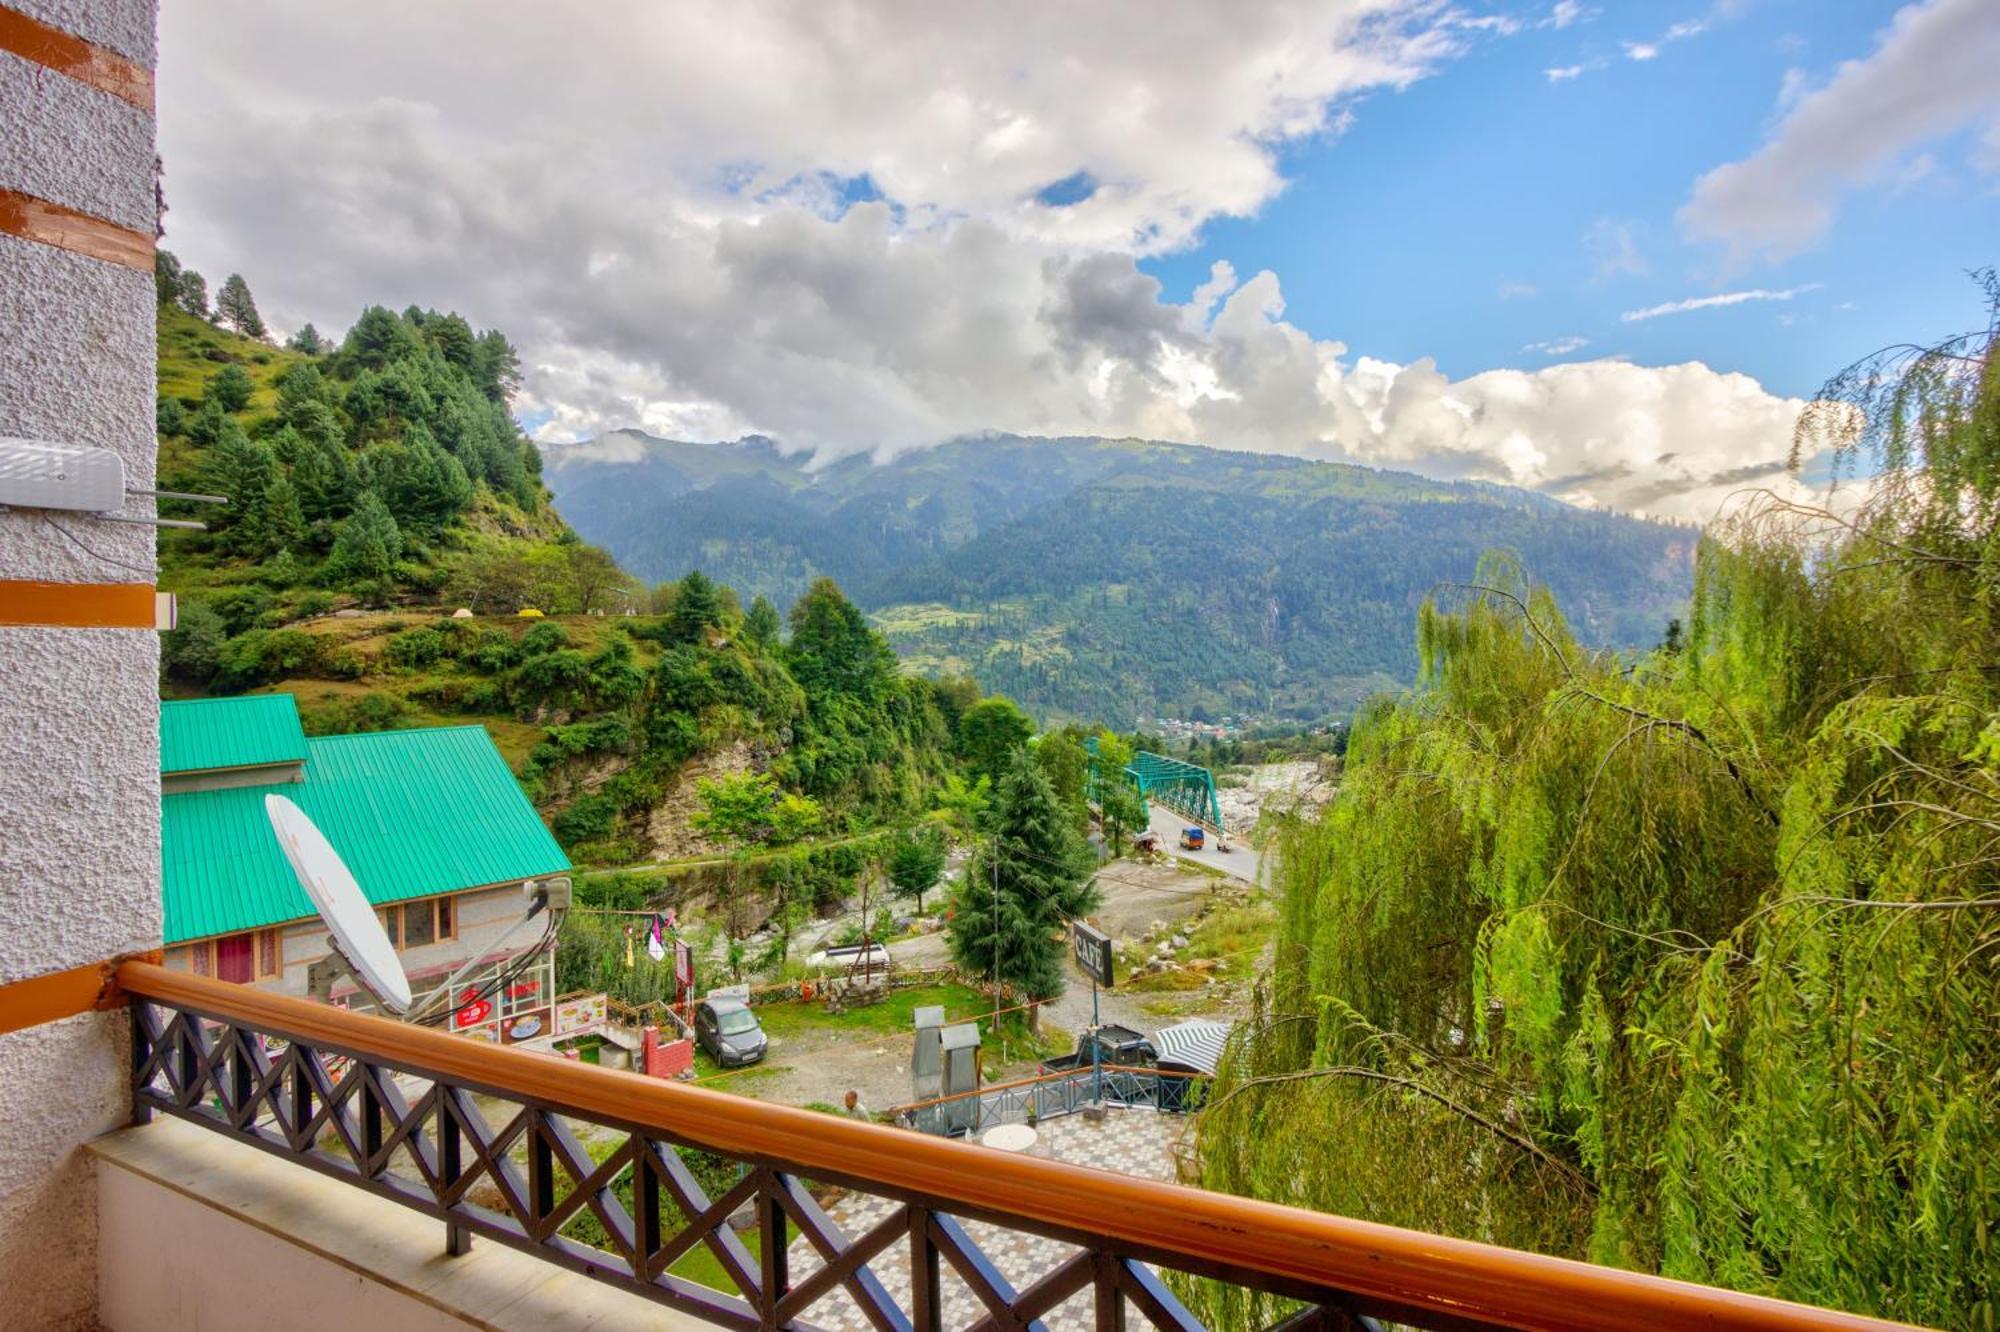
[1144,1,1997,401]
[163,0,1998,519]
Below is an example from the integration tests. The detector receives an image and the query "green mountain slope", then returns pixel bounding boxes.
[151,299,971,871]
[543,433,1694,723]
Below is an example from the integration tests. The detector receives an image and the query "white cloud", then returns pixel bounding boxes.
[154,0,1810,524]
[1544,2,1588,30]
[1681,0,2000,259]
[1587,219,1649,279]
[1498,281,1540,301]
[1621,284,1822,322]
[1624,42,1660,61]
[1545,64,1586,82]
[1523,336,1591,356]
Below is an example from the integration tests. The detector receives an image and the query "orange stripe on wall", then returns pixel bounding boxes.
[0,187,152,271]
[0,952,160,1038]
[0,4,152,111]
[0,580,156,628]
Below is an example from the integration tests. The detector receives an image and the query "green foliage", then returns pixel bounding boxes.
[948,751,1099,1000]
[214,274,266,339]
[887,824,947,912]
[323,490,403,589]
[957,695,1034,786]
[744,594,781,647]
[1192,297,2000,1328]
[156,393,187,437]
[690,771,821,847]
[546,434,1692,726]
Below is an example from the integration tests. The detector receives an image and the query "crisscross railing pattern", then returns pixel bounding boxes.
[121,963,1908,1332]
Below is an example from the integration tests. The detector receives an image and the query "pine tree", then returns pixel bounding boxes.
[214,274,267,339]
[154,249,183,307]
[176,269,208,319]
[259,477,306,556]
[948,751,1100,1003]
[324,489,403,587]
[744,594,782,648]
[287,323,328,356]
[207,363,254,413]
[668,569,723,643]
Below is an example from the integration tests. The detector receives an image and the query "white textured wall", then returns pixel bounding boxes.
[0,0,162,1325]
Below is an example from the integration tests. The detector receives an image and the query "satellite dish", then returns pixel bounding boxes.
[266,794,413,1012]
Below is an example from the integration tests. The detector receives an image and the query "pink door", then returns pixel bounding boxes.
[215,933,255,984]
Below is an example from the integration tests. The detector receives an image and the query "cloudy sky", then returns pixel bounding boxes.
[157,0,1999,521]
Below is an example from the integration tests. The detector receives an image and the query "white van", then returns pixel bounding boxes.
[804,942,895,975]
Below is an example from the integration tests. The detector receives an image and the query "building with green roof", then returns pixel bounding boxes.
[159,694,571,1037]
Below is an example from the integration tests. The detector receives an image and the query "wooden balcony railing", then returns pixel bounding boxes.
[120,962,1913,1332]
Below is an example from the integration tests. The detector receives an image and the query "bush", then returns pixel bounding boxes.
[291,591,336,620]
[214,628,323,689]
[385,627,448,669]
[464,628,520,673]
[519,621,570,656]
[300,692,413,736]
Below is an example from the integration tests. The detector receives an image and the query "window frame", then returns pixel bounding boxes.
[383,896,459,951]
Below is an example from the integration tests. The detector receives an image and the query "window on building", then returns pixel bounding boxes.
[404,898,437,948]
[382,896,458,950]
[184,929,281,982]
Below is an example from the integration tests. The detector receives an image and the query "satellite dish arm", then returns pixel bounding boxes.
[405,879,568,1023]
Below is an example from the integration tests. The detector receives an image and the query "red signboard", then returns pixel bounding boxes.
[454,986,492,1029]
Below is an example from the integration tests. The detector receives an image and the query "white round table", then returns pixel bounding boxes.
[981,1123,1038,1153]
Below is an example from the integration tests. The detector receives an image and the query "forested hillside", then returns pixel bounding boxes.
[544,433,1694,725]
[1190,299,2000,1327]
[150,264,997,870]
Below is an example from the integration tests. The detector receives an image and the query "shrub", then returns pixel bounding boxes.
[385,627,448,669]
[214,628,323,689]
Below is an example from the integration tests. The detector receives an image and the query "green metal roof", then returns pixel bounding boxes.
[161,722,571,944]
[161,695,309,774]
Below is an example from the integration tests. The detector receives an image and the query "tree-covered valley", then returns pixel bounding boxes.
[542,433,1696,726]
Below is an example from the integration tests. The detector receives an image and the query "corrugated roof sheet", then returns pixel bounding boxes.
[161,722,571,944]
[161,694,309,774]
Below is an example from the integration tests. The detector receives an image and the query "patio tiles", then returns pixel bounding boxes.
[781,1108,1191,1332]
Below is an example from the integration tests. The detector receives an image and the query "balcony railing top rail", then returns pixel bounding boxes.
[118,962,1915,1332]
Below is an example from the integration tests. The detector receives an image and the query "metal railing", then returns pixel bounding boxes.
[893,1064,1206,1136]
[120,962,1911,1332]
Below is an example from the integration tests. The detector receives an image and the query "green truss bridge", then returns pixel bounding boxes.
[1088,746,1225,830]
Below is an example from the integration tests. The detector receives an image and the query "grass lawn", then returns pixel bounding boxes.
[689,983,1070,1089]
[668,1224,764,1292]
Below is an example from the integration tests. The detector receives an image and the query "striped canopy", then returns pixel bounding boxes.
[1152,1019,1232,1076]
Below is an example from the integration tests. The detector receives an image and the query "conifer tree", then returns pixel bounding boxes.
[259,477,306,556]
[287,323,328,356]
[324,489,403,586]
[668,569,723,643]
[215,274,266,338]
[743,594,782,647]
[208,363,254,413]
[948,751,1100,1006]
[176,268,208,319]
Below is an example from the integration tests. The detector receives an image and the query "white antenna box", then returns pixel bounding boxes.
[0,438,126,512]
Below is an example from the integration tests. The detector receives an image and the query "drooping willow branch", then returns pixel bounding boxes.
[1204,1064,1599,1197]
[1436,581,1779,825]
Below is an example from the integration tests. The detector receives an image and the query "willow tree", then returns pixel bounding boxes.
[1192,278,2000,1330]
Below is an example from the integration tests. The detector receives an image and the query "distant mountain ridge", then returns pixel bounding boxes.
[541,432,1695,723]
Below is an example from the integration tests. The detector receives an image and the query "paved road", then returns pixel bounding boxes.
[1145,804,1265,886]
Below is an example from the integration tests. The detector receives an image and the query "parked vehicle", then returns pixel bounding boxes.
[1040,1024,1157,1074]
[804,941,895,975]
[1179,826,1205,850]
[692,996,768,1067]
